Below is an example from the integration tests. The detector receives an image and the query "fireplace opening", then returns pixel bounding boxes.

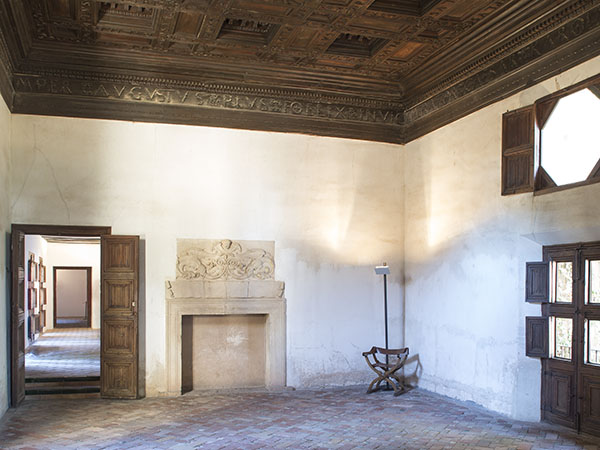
[181,314,267,393]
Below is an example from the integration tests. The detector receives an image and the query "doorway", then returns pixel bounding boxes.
[53,267,92,328]
[10,224,140,406]
[541,241,600,435]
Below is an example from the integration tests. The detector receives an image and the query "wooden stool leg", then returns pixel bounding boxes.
[366,376,383,394]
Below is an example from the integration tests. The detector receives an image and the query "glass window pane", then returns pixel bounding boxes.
[588,320,600,365]
[590,261,600,304]
[541,88,600,186]
[555,262,573,303]
[554,317,572,360]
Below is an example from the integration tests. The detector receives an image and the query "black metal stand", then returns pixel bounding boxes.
[383,272,392,390]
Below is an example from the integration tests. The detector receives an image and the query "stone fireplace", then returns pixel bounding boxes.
[166,239,286,395]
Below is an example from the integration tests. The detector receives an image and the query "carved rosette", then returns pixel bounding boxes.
[177,239,275,281]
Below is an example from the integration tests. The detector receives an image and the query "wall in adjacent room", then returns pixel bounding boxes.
[23,235,47,346]
[0,83,10,417]
[46,242,100,329]
[403,55,600,420]
[9,120,405,396]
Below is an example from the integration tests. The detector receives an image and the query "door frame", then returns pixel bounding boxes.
[10,224,111,407]
[53,266,93,329]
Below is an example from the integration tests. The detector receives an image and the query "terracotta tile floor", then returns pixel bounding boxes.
[25,328,100,379]
[1,387,600,449]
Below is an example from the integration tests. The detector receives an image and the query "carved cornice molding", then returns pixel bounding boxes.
[0,13,14,108]
[407,0,600,106]
[405,4,600,124]
[1,1,599,144]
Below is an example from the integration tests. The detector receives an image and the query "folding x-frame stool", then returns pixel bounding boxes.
[362,346,409,396]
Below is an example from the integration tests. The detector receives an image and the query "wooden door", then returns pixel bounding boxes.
[101,235,139,399]
[578,245,600,435]
[10,230,26,407]
[542,245,577,428]
[541,242,600,434]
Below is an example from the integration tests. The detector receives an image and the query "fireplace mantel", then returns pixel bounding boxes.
[165,239,286,395]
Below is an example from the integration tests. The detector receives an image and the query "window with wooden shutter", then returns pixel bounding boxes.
[502,73,600,196]
[526,316,549,358]
[526,261,550,303]
[501,105,536,195]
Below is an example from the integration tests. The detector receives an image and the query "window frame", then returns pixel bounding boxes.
[501,73,600,196]
[534,73,600,195]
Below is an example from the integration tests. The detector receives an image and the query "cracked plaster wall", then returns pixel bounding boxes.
[8,120,405,396]
[403,55,600,421]
[0,91,10,415]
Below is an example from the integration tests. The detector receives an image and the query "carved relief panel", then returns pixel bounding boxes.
[177,239,275,281]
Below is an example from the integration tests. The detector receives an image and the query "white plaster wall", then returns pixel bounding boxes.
[24,235,47,345]
[9,120,405,395]
[46,242,100,329]
[0,88,10,417]
[55,269,88,317]
[403,56,600,420]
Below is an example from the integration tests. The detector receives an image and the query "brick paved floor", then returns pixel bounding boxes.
[1,387,599,449]
[25,328,100,379]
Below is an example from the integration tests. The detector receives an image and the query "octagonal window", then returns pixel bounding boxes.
[541,88,600,186]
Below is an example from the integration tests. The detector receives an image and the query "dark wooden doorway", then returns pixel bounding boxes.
[53,267,92,328]
[541,242,600,435]
[10,224,140,406]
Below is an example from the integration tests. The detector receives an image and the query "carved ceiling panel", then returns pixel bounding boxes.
[0,0,599,143]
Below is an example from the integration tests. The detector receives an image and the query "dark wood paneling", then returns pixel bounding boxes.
[526,262,550,303]
[526,317,548,358]
[546,370,574,420]
[581,374,600,435]
[102,279,135,315]
[102,319,136,356]
[11,224,111,237]
[101,235,139,399]
[101,361,137,398]
[502,106,535,195]
[10,230,25,407]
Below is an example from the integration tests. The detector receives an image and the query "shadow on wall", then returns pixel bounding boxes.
[404,354,423,389]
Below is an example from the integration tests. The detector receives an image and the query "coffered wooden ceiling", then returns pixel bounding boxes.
[0,0,599,143]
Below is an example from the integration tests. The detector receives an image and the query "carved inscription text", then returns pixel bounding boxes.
[13,76,404,125]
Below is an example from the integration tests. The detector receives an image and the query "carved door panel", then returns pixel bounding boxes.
[101,235,139,399]
[10,230,26,407]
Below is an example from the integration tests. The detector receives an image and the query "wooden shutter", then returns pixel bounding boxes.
[10,230,26,406]
[526,261,550,303]
[101,235,139,399]
[526,316,549,358]
[501,105,536,195]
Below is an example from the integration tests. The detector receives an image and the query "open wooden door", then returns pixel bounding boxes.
[101,235,139,399]
[10,229,26,407]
